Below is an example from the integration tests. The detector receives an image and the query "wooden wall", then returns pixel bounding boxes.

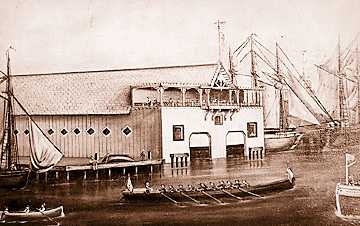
[14,108,162,160]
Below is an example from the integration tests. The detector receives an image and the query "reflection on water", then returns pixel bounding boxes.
[0,148,359,225]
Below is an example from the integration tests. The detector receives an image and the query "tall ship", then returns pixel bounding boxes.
[0,47,64,190]
[230,34,333,152]
[314,35,360,148]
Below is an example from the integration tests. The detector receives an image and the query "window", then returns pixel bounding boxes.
[122,126,132,136]
[48,129,54,135]
[102,127,111,136]
[61,129,68,135]
[74,128,81,135]
[87,128,95,135]
[214,115,223,125]
[247,122,257,137]
[173,125,184,141]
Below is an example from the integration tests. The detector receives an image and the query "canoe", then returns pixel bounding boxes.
[1,206,65,222]
[122,169,295,202]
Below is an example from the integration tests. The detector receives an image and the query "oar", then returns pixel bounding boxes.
[221,189,242,200]
[179,191,201,204]
[36,209,60,225]
[238,187,262,198]
[200,190,224,204]
[160,192,184,207]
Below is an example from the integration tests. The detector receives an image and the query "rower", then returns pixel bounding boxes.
[145,181,152,193]
[233,179,240,188]
[178,184,185,192]
[39,202,46,211]
[24,205,30,213]
[187,184,195,191]
[225,181,232,189]
[217,180,225,189]
[241,180,250,188]
[209,182,216,190]
[168,185,175,192]
[159,184,166,193]
[199,183,208,191]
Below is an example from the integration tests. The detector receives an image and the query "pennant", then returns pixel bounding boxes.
[346,153,356,167]
[127,176,133,192]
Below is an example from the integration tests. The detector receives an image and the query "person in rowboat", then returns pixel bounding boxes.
[145,181,153,193]
[24,205,30,213]
[39,202,46,211]
[178,184,185,192]
[233,179,241,188]
[187,184,195,191]
[241,180,250,188]
[159,184,166,193]
[209,182,216,190]
[199,183,208,191]
[225,181,232,189]
[217,181,225,189]
[168,185,175,192]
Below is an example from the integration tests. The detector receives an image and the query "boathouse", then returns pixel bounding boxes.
[6,61,265,163]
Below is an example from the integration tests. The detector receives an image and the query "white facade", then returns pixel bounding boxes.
[161,106,264,163]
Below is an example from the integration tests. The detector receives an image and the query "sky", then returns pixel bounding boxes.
[0,0,359,75]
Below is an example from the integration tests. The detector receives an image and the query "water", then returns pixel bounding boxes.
[1,147,359,225]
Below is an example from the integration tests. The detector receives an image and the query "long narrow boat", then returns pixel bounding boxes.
[0,206,65,222]
[122,168,295,202]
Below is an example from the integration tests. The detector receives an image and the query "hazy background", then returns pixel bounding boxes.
[0,0,359,75]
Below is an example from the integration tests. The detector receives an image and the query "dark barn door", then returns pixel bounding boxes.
[189,133,211,160]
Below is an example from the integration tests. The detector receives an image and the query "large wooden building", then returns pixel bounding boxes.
[7,61,265,163]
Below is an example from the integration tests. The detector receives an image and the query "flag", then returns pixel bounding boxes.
[29,119,63,173]
[127,176,133,192]
[346,153,356,167]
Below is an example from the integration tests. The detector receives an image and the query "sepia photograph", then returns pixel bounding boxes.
[0,0,359,225]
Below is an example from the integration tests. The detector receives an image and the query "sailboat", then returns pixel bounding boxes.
[231,35,329,152]
[314,35,360,147]
[0,47,63,190]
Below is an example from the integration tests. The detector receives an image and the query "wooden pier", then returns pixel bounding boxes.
[27,158,163,184]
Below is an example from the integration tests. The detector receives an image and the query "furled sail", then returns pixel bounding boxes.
[29,119,63,173]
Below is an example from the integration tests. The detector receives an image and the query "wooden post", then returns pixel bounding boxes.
[108,169,111,180]
[55,171,59,180]
[159,87,164,106]
[150,165,153,174]
[45,172,48,184]
[197,88,203,107]
[135,166,138,175]
[205,89,210,107]
[36,172,39,181]
[66,172,70,182]
[96,170,99,181]
[123,168,126,175]
[83,171,87,180]
[181,88,187,106]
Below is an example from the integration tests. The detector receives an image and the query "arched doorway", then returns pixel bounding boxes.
[189,132,211,160]
[226,131,246,158]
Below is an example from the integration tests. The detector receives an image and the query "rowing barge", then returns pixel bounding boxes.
[122,168,295,202]
[0,206,65,223]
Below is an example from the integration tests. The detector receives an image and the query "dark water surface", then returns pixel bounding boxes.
[1,148,359,225]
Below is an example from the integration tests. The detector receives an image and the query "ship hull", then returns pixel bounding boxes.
[265,131,302,152]
[335,183,360,217]
[0,169,29,190]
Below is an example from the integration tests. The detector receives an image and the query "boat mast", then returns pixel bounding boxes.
[337,36,349,127]
[250,33,258,88]
[276,43,288,130]
[0,47,19,170]
[356,43,360,124]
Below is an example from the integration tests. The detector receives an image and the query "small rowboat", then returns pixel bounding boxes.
[0,206,65,222]
[122,168,295,202]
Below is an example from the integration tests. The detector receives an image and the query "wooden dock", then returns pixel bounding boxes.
[30,159,163,184]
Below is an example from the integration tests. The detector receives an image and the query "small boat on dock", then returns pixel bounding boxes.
[0,206,65,223]
[122,168,295,203]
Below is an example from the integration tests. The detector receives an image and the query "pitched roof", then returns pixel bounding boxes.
[12,63,217,115]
